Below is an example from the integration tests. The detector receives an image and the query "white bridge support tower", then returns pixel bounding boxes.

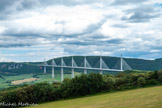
[84,56,87,74]
[72,56,75,78]
[121,54,123,71]
[52,59,55,78]
[61,58,64,82]
[44,59,47,74]
[100,56,103,75]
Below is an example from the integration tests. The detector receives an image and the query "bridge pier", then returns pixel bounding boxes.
[100,70,103,75]
[72,68,74,78]
[61,58,64,81]
[84,56,87,74]
[71,56,75,78]
[61,67,64,81]
[44,66,46,74]
[84,69,87,74]
[52,59,55,78]
[99,56,103,75]
[121,54,123,71]
[44,59,47,74]
[52,67,54,78]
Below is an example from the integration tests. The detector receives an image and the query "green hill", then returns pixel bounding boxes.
[47,56,162,71]
[27,85,162,108]
[0,62,42,75]
[0,56,162,75]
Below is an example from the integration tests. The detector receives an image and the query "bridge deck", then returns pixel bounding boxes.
[39,65,123,72]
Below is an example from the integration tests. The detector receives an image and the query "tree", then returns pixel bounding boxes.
[103,76,115,91]
[137,77,146,87]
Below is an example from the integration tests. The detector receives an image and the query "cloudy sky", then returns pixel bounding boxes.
[0,0,162,62]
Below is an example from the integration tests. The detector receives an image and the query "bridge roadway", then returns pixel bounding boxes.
[40,65,123,72]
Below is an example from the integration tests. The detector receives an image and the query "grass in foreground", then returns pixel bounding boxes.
[27,86,162,108]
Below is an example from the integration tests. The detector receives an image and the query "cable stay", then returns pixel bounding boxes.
[52,59,57,66]
[102,59,109,69]
[122,59,132,70]
[61,58,67,66]
[86,59,92,68]
[70,57,78,67]
[94,61,100,68]
[113,58,132,70]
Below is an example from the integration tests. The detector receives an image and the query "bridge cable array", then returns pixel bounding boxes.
[41,55,132,81]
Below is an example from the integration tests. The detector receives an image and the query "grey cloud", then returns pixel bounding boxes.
[0,0,39,20]
[2,14,108,39]
[61,41,90,46]
[0,0,17,12]
[0,0,101,14]
[2,32,42,37]
[1,0,162,61]
[87,34,107,39]
[0,0,38,11]
[0,44,32,48]
[0,0,108,21]
[38,0,101,6]
[111,24,129,28]
[0,35,41,48]
[1,28,43,37]
[121,5,161,23]
[59,36,123,46]
[105,39,123,44]
[83,15,111,35]
[62,40,124,56]
[0,0,17,20]
[63,46,89,55]
[112,0,147,5]
[121,13,159,23]
[151,46,162,50]
[17,0,39,11]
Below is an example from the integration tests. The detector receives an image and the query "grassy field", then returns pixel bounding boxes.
[0,74,35,89]
[27,86,162,108]
[11,78,39,85]
[0,73,77,90]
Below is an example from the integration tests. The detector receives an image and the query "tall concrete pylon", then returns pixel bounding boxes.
[99,56,103,75]
[84,56,87,74]
[52,59,55,78]
[121,54,123,71]
[44,58,47,74]
[71,56,75,78]
[61,58,64,81]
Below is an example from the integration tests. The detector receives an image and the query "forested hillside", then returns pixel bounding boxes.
[47,56,162,71]
[0,56,162,75]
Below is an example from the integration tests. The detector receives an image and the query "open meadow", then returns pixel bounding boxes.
[27,86,162,108]
[0,73,73,90]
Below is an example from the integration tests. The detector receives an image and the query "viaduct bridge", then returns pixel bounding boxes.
[40,55,132,81]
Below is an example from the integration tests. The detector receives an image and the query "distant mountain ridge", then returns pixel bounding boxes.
[0,56,162,75]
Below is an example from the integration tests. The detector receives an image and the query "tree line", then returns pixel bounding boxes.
[0,70,162,107]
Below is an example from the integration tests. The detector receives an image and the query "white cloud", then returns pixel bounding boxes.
[0,0,162,61]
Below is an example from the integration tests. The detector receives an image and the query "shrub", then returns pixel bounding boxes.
[158,69,162,76]
[148,71,159,80]
[103,76,115,91]
[60,73,105,98]
[137,77,146,87]
[147,79,159,85]
[1,90,18,103]
[158,75,162,83]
